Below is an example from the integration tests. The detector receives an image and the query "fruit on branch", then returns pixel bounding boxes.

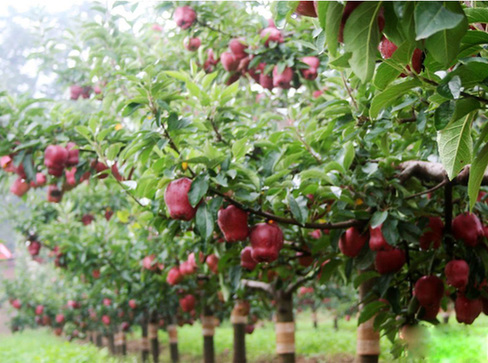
[203,49,219,73]
[185,37,201,51]
[452,213,484,247]
[129,299,137,309]
[164,178,198,221]
[35,305,44,315]
[70,85,84,100]
[455,294,482,324]
[44,145,69,177]
[245,324,255,334]
[309,229,323,239]
[103,298,111,307]
[10,299,21,309]
[80,86,92,99]
[414,275,444,308]
[419,217,443,250]
[92,269,100,279]
[120,321,130,332]
[65,142,79,167]
[297,248,313,267]
[28,241,41,256]
[260,27,284,46]
[339,227,367,257]
[240,246,258,270]
[111,163,124,181]
[11,178,30,197]
[217,205,249,242]
[55,314,65,324]
[90,160,109,179]
[259,72,273,90]
[206,254,219,274]
[301,56,320,80]
[105,208,114,221]
[174,6,196,29]
[102,315,111,325]
[445,260,469,289]
[250,223,284,263]
[47,185,63,203]
[418,304,440,321]
[374,248,405,274]
[379,38,422,76]
[313,90,324,98]
[167,266,183,285]
[179,294,196,312]
[295,1,317,17]
[272,66,293,89]
[369,225,392,251]
[81,214,94,226]
[298,286,314,296]
[229,38,247,59]
[221,52,240,72]
[65,168,77,187]
[1,155,15,172]
[31,173,47,188]
[142,255,158,271]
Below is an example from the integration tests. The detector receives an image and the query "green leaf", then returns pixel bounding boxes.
[344,2,382,83]
[231,138,248,161]
[164,71,189,82]
[358,301,387,325]
[464,8,488,24]
[468,142,488,211]
[288,195,308,225]
[437,114,474,180]
[370,211,388,229]
[188,174,209,208]
[122,102,143,117]
[324,2,343,57]
[370,79,421,118]
[354,271,380,289]
[195,203,214,241]
[106,143,123,161]
[316,1,329,29]
[435,98,480,131]
[414,2,465,40]
[75,126,92,141]
[339,142,355,170]
[374,42,415,89]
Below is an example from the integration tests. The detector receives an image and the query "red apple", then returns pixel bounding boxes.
[35,305,44,315]
[250,223,284,263]
[301,56,320,80]
[167,267,183,285]
[418,303,440,321]
[245,324,255,334]
[419,217,444,250]
[105,209,114,221]
[55,314,65,324]
[260,27,284,46]
[121,321,130,331]
[369,225,392,251]
[452,213,484,247]
[11,178,30,197]
[229,38,247,59]
[445,260,469,289]
[313,90,323,98]
[11,299,21,309]
[218,205,249,242]
[272,66,293,89]
[374,248,405,274]
[339,227,367,257]
[70,85,83,100]
[379,38,422,75]
[47,185,62,203]
[185,37,201,51]
[82,214,94,226]
[414,275,444,308]
[142,255,157,271]
[241,246,257,270]
[28,241,41,256]
[221,52,240,72]
[295,1,317,17]
[103,298,111,307]
[129,299,137,309]
[179,294,196,312]
[206,254,219,274]
[102,315,111,325]
[297,250,314,267]
[44,145,68,171]
[455,294,482,324]
[164,178,198,221]
[91,160,109,179]
[92,269,100,279]
[1,155,15,172]
[174,6,196,29]
[65,142,79,167]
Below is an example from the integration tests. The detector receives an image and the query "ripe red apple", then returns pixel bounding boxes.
[313,90,323,98]
[455,294,482,324]
[206,254,219,274]
[414,275,444,307]
[217,205,249,242]
[179,294,196,312]
[164,178,198,221]
[301,56,320,80]
[92,269,100,279]
[103,298,111,307]
[129,299,137,309]
[11,299,21,309]
[339,227,367,257]
[93,85,102,94]
[375,248,405,274]
[70,85,83,100]
[56,314,65,324]
[185,37,201,51]
[241,247,258,270]
[35,305,44,315]
[67,300,80,309]
[167,266,183,285]
[64,168,77,187]
[250,223,284,263]
[121,321,130,331]
[142,255,157,271]
[44,145,68,174]
[28,241,41,256]
[47,185,62,203]
[297,250,313,267]
[82,214,94,226]
[90,160,109,179]
[245,324,255,334]
[11,178,30,197]
[229,38,247,59]
[452,213,484,247]
[102,315,111,325]
[272,66,293,89]
[259,72,273,90]
[105,209,114,221]
[419,217,443,250]
[260,27,284,46]
[221,52,240,72]
[174,6,196,29]
[445,260,469,289]
[295,1,317,17]
[379,38,422,75]
[30,173,47,188]
[369,225,392,251]
[65,142,79,167]
[1,155,15,172]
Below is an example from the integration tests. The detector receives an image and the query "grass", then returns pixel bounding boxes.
[1,312,488,362]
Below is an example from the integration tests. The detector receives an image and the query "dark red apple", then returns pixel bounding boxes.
[414,275,444,307]
[47,185,62,203]
[218,205,249,242]
[295,1,317,17]
[418,303,440,321]
[245,324,255,334]
[379,38,422,75]
[91,160,109,179]
[129,299,137,309]
[374,248,405,274]
[206,254,219,274]
[260,27,284,46]
[56,314,65,324]
[250,223,284,263]
[70,85,83,100]
[369,225,392,251]
[31,173,47,188]
[65,142,79,167]
[167,266,183,285]
[241,246,258,270]
[455,294,482,324]
[445,260,469,289]
[452,213,484,247]
[121,321,130,331]
[301,56,320,80]
[272,66,293,89]
[179,294,196,312]
[102,315,111,325]
[44,145,68,171]
[28,241,41,256]
[11,178,30,197]
[185,37,201,51]
[82,214,94,226]
[221,52,239,72]
[229,38,247,59]
[92,269,100,279]
[164,178,198,221]
[174,6,196,29]
[419,217,443,250]
[339,227,367,257]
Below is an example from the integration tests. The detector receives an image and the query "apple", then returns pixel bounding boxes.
[419,217,444,250]
[226,72,241,86]
[65,142,79,167]
[245,324,255,334]
[206,254,219,274]
[241,247,258,270]
[1,155,15,172]
[167,266,183,285]
[28,241,41,256]
[151,23,163,32]
[91,160,109,179]
[80,86,91,99]
[56,314,65,324]
[272,66,293,89]
[455,294,482,324]
[301,56,320,80]
[229,38,247,59]
[92,269,100,279]
[93,85,102,94]
[64,168,77,187]
[142,255,157,271]
[47,185,63,203]
[11,178,30,197]
[11,299,21,309]
[297,250,313,267]
[185,37,201,51]
[295,1,317,17]
[414,275,444,307]
[121,321,130,331]
[217,205,249,242]
[339,227,367,257]
[250,223,284,263]
[67,300,80,309]
[313,90,323,98]
[452,213,484,247]
[30,173,46,188]
[129,299,137,309]
[105,209,114,221]
[260,27,284,46]
[164,178,198,220]
[35,305,44,315]
[44,145,68,175]
[70,85,83,100]
[111,163,124,181]
[174,6,196,29]
[374,248,405,274]
[103,298,111,307]
[259,72,273,90]
[102,315,111,325]
[379,38,422,75]
[445,260,469,289]
[369,225,392,251]
[179,294,196,312]
[82,214,94,226]
[221,52,240,72]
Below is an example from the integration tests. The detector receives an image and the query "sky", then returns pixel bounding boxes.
[0,0,85,15]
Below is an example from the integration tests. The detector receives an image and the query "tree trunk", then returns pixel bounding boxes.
[202,306,215,363]
[168,317,179,363]
[356,271,380,363]
[149,313,160,363]
[231,302,247,363]
[107,333,115,354]
[114,332,127,355]
[333,316,339,331]
[95,333,103,347]
[275,290,295,363]
[141,319,150,362]
[311,308,318,329]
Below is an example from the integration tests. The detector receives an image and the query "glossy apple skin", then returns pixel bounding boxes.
[414,275,444,308]
[260,27,284,46]
[295,1,317,17]
[174,6,196,30]
[250,223,284,263]
[206,254,219,274]
[167,267,183,285]
[164,178,197,221]
[241,246,258,270]
[218,205,249,242]
[374,248,405,274]
[179,294,196,312]
[369,225,392,251]
[455,294,482,324]
[11,178,30,197]
[445,260,469,289]
[419,217,444,250]
[339,227,367,257]
[452,213,484,247]
[272,66,293,89]
[221,52,239,72]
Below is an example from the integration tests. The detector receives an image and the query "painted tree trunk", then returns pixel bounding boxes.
[149,319,160,363]
[141,320,150,362]
[107,333,115,354]
[275,290,295,363]
[333,316,339,331]
[95,333,103,347]
[202,306,215,363]
[168,317,179,363]
[231,303,247,363]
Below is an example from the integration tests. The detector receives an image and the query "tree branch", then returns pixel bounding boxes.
[242,279,273,295]
[398,161,488,185]
[285,274,316,295]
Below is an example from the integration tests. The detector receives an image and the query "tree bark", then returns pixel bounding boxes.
[202,305,215,363]
[107,333,115,354]
[311,307,318,329]
[149,312,160,363]
[231,302,247,363]
[333,316,339,331]
[356,271,380,363]
[168,316,179,363]
[275,289,295,363]
[95,333,103,347]
[141,318,150,362]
